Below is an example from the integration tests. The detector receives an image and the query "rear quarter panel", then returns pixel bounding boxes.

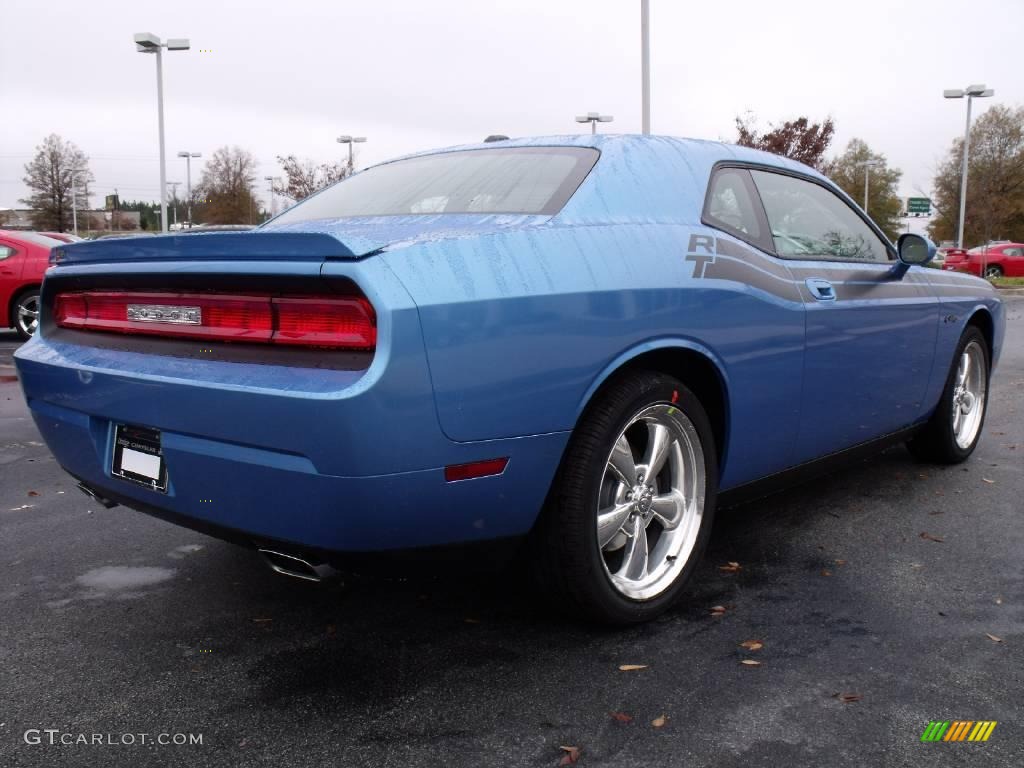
[383,222,807,491]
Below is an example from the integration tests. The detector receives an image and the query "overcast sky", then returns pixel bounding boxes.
[2,0,1022,214]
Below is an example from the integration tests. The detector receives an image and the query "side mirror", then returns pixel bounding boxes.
[892,234,936,278]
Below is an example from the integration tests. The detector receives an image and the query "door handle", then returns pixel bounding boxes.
[805,278,836,302]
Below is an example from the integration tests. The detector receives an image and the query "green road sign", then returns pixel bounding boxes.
[907,197,931,215]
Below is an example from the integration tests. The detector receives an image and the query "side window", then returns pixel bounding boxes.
[1004,247,1023,257]
[0,245,17,261]
[750,170,891,263]
[702,168,769,250]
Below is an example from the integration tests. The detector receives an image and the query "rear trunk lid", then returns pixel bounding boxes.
[53,214,550,267]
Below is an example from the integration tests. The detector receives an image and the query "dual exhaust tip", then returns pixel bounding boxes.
[75,482,336,584]
[258,549,339,583]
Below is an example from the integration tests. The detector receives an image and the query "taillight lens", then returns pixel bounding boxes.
[52,291,376,350]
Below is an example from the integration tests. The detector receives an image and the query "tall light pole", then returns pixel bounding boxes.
[944,83,994,248]
[575,112,614,134]
[69,167,86,236]
[264,176,281,218]
[134,33,190,233]
[177,151,200,228]
[856,159,882,212]
[336,136,366,175]
[641,0,651,134]
[166,181,181,229]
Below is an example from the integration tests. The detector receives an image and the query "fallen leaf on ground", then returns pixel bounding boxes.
[464,618,480,624]
[559,746,581,765]
[740,659,762,666]
[919,532,944,543]
[325,624,336,637]
[821,569,833,577]
[739,639,764,651]
[619,664,648,671]
[719,561,742,573]
[996,597,1003,605]
[251,617,273,623]
[710,605,727,617]
[982,478,995,484]
[27,491,39,497]
[985,633,1003,643]
[652,715,668,728]
[610,712,633,723]
[834,559,847,566]
[834,692,863,703]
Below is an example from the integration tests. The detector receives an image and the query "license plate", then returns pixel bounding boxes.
[112,424,167,492]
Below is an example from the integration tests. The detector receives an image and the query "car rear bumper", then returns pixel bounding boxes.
[22,389,567,553]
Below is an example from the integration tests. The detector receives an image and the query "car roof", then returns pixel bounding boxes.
[357,134,832,227]
[0,229,64,248]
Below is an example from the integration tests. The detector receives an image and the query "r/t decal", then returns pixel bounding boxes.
[685,234,717,278]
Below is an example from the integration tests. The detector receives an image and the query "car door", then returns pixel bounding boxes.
[1001,246,1024,277]
[748,169,939,464]
[0,238,27,323]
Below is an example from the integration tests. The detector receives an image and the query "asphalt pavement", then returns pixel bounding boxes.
[1,304,1022,768]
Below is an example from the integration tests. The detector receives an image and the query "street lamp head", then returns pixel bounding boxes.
[965,83,987,96]
[264,176,274,182]
[352,137,367,144]
[337,135,352,143]
[576,112,613,123]
[943,89,964,99]
[134,32,160,50]
[166,38,190,51]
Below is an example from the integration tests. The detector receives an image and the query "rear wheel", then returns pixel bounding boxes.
[907,326,989,463]
[531,371,717,624]
[984,265,1003,279]
[12,289,40,340]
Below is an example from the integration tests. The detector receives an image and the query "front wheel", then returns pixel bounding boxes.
[907,326,990,463]
[13,290,40,340]
[531,371,718,624]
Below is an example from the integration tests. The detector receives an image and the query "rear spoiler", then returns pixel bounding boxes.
[51,232,359,267]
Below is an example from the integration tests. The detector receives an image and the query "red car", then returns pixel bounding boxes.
[943,242,1024,278]
[39,232,84,244]
[1,230,62,339]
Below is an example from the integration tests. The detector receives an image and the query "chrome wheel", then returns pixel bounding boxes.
[984,266,1002,279]
[951,341,986,450]
[596,403,705,601]
[16,293,40,337]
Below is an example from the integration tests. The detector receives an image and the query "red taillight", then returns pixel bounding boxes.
[52,291,376,350]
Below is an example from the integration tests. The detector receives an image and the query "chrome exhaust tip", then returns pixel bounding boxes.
[258,549,338,583]
[76,481,118,509]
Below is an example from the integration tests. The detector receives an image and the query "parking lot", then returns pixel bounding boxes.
[1,301,1021,767]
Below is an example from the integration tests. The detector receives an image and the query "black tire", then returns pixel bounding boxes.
[529,370,718,624]
[984,265,1003,279]
[11,288,40,340]
[907,326,990,464]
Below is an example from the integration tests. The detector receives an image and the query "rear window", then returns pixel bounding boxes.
[270,147,598,223]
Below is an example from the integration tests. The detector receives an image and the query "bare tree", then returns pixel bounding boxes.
[19,134,94,231]
[735,114,835,169]
[194,146,259,224]
[275,155,349,202]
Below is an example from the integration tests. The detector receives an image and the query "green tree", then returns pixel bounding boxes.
[194,146,259,224]
[19,134,94,232]
[927,104,1024,247]
[823,139,903,241]
[735,114,835,169]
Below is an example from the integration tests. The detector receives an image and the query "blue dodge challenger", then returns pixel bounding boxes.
[14,135,1004,623]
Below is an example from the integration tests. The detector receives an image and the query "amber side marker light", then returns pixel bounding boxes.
[444,458,510,482]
